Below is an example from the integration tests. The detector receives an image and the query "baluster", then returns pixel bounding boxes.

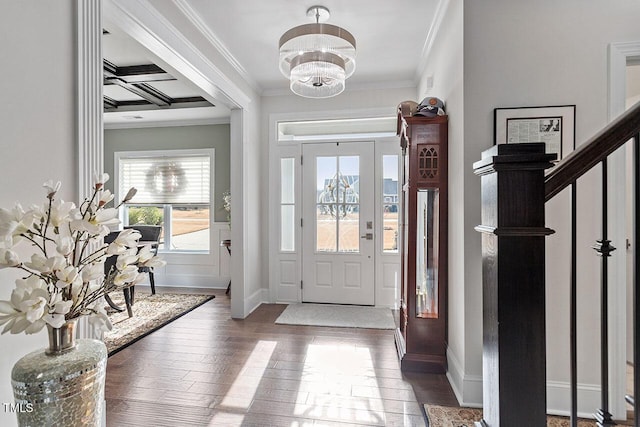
[592,158,617,426]
[571,181,578,427]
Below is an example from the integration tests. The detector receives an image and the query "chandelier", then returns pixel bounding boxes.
[279,6,356,98]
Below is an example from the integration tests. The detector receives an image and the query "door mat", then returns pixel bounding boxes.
[275,303,395,329]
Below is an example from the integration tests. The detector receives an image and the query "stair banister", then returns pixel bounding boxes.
[475,100,640,426]
[545,100,640,200]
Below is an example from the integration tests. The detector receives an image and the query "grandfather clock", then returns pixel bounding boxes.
[395,112,448,373]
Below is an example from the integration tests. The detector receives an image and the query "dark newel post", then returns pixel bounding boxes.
[473,143,556,427]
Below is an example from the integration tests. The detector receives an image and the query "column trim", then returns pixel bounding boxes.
[76,0,104,339]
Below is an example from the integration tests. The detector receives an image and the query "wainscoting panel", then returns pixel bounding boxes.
[376,257,400,308]
[151,222,230,289]
[275,256,300,303]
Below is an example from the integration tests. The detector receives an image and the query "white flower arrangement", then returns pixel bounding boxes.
[0,174,165,335]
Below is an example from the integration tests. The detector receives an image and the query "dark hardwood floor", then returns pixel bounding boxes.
[104,289,459,426]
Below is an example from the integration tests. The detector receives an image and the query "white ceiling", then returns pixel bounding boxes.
[104,0,441,126]
[184,0,440,92]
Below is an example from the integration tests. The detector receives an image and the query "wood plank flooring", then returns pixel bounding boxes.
[104,289,459,426]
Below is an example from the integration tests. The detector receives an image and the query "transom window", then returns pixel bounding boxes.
[115,149,214,253]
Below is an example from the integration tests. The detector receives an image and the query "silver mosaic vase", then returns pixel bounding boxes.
[11,320,107,427]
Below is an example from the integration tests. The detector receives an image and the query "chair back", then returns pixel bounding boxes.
[124,225,162,254]
[125,225,161,241]
[103,232,120,275]
[104,231,119,244]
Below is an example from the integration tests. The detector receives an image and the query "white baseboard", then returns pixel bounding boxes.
[135,284,226,293]
[447,347,604,418]
[446,347,483,408]
[156,276,230,288]
[245,287,269,316]
[546,380,601,419]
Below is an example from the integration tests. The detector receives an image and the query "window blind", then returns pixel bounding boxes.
[119,154,210,204]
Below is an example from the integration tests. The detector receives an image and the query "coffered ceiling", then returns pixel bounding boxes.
[103,28,231,128]
[103,0,442,127]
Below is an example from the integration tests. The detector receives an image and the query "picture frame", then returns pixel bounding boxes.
[494,105,576,162]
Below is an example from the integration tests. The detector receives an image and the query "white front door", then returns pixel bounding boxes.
[302,141,375,305]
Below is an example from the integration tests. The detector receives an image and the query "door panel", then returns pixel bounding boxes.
[302,142,374,305]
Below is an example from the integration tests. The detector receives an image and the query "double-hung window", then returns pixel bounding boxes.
[115,149,214,253]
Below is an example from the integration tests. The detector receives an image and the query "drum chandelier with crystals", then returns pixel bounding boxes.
[279,6,356,98]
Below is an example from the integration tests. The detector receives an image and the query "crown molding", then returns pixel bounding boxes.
[173,0,262,94]
[261,79,416,98]
[104,116,230,130]
[415,0,450,84]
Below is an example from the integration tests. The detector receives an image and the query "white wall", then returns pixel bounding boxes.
[261,85,416,122]
[243,98,266,314]
[417,0,476,405]
[0,2,76,426]
[104,124,231,222]
[457,0,640,416]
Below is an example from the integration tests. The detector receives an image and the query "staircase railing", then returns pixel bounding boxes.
[474,101,640,427]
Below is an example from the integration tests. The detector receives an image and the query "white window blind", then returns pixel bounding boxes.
[119,154,210,204]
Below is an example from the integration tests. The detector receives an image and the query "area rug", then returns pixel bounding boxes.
[103,292,215,355]
[275,303,395,329]
[424,404,631,427]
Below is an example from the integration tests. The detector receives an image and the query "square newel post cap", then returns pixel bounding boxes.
[473,143,557,176]
[474,142,556,235]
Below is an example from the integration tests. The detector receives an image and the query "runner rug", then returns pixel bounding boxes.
[423,404,631,427]
[275,303,395,329]
[103,292,215,355]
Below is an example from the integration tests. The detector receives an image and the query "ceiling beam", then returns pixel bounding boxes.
[104,60,174,83]
[104,60,173,106]
[115,96,211,107]
[104,96,118,110]
[114,64,175,83]
[105,77,172,106]
[104,59,118,75]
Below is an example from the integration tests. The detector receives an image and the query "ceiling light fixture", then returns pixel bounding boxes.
[279,6,356,98]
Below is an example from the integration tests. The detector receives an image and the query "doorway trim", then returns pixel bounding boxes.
[300,141,376,305]
[75,0,104,339]
[268,108,401,307]
[607,40,640,418]
[99,0,254,318]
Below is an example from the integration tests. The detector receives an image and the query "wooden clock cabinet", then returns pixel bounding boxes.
[395,113,448,373]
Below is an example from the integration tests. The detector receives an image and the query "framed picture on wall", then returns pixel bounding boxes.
[494,105,576,162]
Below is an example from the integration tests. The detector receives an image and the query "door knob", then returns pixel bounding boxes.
[360,233,373,240]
